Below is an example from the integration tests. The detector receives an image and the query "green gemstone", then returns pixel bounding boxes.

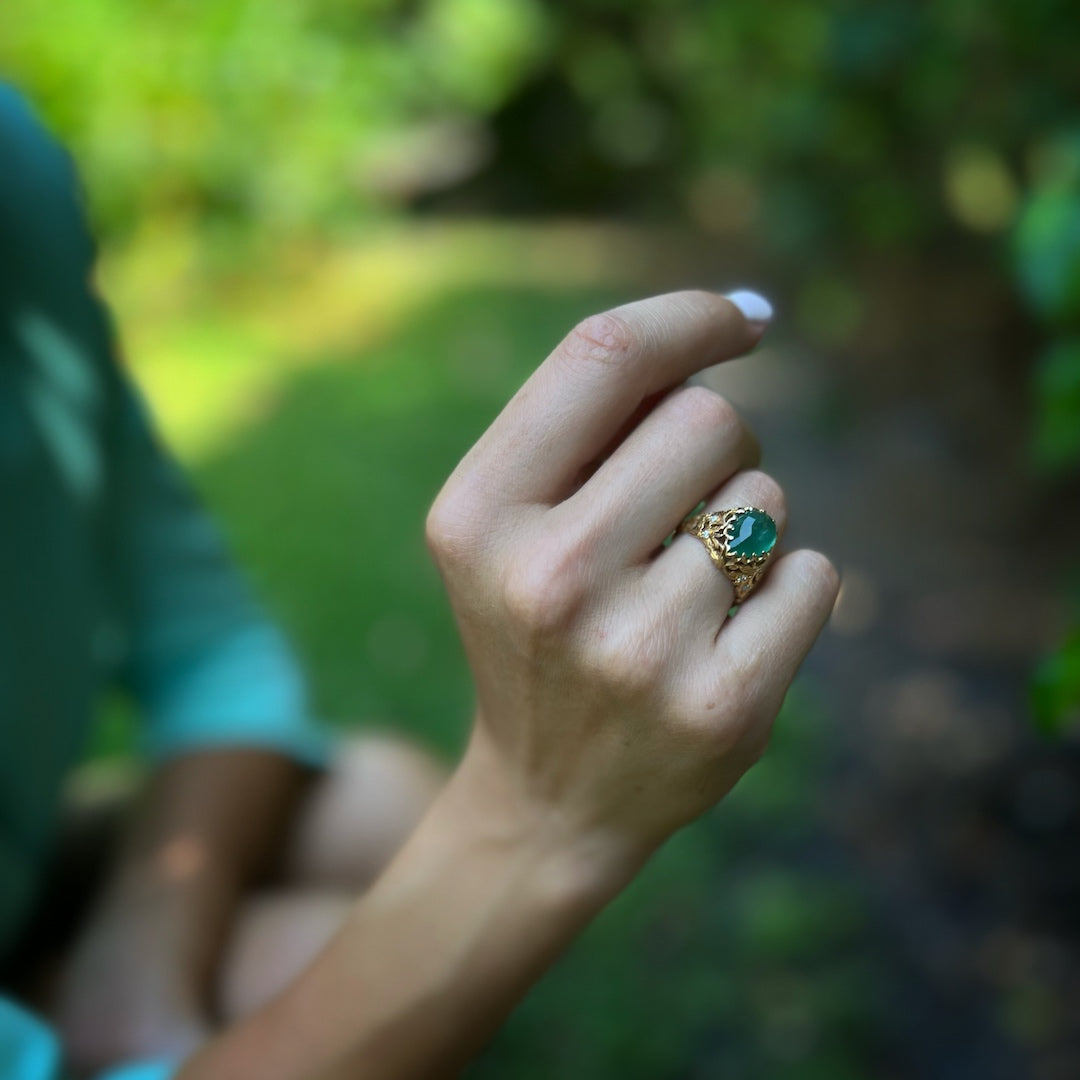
[727,509,777,557]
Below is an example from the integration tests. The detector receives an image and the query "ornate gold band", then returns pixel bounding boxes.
[678,505,778,605]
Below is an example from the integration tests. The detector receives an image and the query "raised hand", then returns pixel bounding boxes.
[427,290,839,872]
[180,290,840,1080]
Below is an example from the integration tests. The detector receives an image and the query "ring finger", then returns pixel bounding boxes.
[644,468,788,630]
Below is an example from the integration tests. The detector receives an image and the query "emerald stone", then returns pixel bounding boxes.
[727,509,777,558]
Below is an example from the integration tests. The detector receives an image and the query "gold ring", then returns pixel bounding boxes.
[678,506,778,604]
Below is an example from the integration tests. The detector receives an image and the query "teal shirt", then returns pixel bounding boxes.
[0,87,327,1077]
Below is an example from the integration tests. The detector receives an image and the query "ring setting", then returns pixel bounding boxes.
[679,506,778,604]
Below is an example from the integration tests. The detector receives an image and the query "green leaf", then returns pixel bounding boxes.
[1015,181,1080,325]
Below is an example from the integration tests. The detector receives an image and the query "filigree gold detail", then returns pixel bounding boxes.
[678,506,775,605]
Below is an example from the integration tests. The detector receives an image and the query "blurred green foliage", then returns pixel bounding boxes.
[1032,628,1080,737]
[1016,144,1080,326]
[1015,136,1080,471]
[2,1,1077,249]
[1014,129,1080,737]
[1,0,551,238]
[5,0,1080,459]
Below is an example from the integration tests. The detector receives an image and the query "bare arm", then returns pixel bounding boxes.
[55,750,308,1071]
[180,289,838,1079]
[180,735,639,1080]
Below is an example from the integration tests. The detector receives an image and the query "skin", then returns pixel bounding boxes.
[69,290,838,1078]
[52,751,307,1070]
[51,737,448,1076]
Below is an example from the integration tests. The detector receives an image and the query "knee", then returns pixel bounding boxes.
[283,732,449,889]
[219,890,353,1022]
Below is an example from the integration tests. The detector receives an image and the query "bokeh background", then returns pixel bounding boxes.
[5,1,1080,1077]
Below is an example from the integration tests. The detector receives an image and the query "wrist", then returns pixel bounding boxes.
[445,726,652,912]
[182,730,651,1080]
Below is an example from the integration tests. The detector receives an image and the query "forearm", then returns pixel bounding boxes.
[179,735,648,1080]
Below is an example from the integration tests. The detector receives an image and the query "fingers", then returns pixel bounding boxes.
[717,549,840,706]
[456,291,769,508]
[645,468,788,626]
[558,384,760,567]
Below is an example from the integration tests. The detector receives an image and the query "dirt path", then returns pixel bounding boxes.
[703,257,1080,1078]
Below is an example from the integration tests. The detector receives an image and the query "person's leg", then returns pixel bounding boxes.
[217,732,449,1021]
[280,732,450,889]
[12,736,447,1027]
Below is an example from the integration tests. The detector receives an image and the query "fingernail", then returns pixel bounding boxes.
[724,289,774,326]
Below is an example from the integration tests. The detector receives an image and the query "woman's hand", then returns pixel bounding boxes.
[427,290,839,880]
[179,290,840,1080]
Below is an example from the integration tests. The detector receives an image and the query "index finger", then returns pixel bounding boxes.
[457,289,772,507]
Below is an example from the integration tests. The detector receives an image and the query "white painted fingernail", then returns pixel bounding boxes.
[724,289,774,326]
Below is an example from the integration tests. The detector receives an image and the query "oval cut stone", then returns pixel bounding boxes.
[728,509,777,557]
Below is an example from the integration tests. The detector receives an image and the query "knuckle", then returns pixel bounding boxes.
[703,716,747,759]
[679,288,717,309]
[665,704,742,760]
[424,496,455,563]
[740,469,785,515]
[590,629,667,697]
[425,486,480,569]
[701,704,772,766]
[560,310,639,369]
[502,546,589,637]
[669,385,740,435]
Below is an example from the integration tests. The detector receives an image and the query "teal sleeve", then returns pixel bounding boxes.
[0,82,330,769]
[64,163,330,766]
[0,998,60,1080]
[108,381,332,767]
[99,1061,178,1080]
[0,998,179,1080]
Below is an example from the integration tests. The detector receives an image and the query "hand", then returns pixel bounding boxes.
[427,291,839,876]
[170,291,838,1080]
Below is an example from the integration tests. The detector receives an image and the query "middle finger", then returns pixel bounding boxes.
[555,384,759,567]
